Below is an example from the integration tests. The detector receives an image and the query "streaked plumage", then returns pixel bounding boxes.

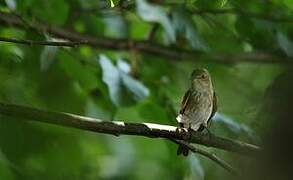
[176,68,217,156]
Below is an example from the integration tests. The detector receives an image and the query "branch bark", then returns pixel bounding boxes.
[0,11,292,64]
[0,37,85,47]
[0,102,261,156]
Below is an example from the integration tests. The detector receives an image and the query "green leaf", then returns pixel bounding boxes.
[194,0,223,9]
[103,15,127,38]
[99,55,123,106]
[136,0,176,42]
[171,7,207,50]
[235,17,275,49]
[120,73,148,101]
[5,0,16,10]
[0,150,15,180]
[58,51,99,92]
[277,31,293,57]
[117,60,149,102]
[188,156,205,180]
[40,46,58,71]
[117,59,131,73]
[283,0,293,9]
[30,0,69,25]
[213,113,258,141]
[110,0,115,7]
[99,55,149,107]
[107,0,120,8]
[137,98,169,123]
[186,0,197,7]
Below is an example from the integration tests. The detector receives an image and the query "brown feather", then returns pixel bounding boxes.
[179,89,191,114]
[208,92,217,121]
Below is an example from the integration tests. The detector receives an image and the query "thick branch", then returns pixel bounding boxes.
[0,11,292,64]
[0,102,261,156]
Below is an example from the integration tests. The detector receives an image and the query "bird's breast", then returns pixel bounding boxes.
[179,91,213,130]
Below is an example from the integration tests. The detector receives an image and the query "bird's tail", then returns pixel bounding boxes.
[177,144,189,156]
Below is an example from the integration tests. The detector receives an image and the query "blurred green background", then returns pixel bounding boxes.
[0,0,292,179]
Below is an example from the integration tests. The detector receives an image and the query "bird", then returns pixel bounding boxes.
[176,68,217,156]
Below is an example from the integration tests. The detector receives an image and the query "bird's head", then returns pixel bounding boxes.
[190,68,213,90]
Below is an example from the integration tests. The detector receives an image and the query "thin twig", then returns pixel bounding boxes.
[147,23,159,41]
[0,102,261,156]
[0,37,87,47]
[170,139,240,175]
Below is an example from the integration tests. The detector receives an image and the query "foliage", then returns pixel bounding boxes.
[0,0,292,179]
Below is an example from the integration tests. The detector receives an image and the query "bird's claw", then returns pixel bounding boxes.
[176,127,191,141]
[176,127,187,133]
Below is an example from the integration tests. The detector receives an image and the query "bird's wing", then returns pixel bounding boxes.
[208,92,217,121]
[179,89,192,114]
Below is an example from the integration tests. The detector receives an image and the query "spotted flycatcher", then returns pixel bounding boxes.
[176,68,217,156]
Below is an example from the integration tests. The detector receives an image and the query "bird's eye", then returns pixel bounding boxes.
[198,74,206,79]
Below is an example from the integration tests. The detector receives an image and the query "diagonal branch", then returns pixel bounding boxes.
[170,139,240,175]
[0,11,292,64]
[0,102,261,156]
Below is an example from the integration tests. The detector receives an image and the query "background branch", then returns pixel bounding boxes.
[170,139,239,175]
[0,11,291,64]
[0,102,261,156]
[146,23,159,41]
[0,37,85,47]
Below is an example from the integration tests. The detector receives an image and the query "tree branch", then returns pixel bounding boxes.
[0,102,261,156]
[170,139,239,175]
[0,37,85,47]
[146,23,159,41]
[0,11,292,64]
